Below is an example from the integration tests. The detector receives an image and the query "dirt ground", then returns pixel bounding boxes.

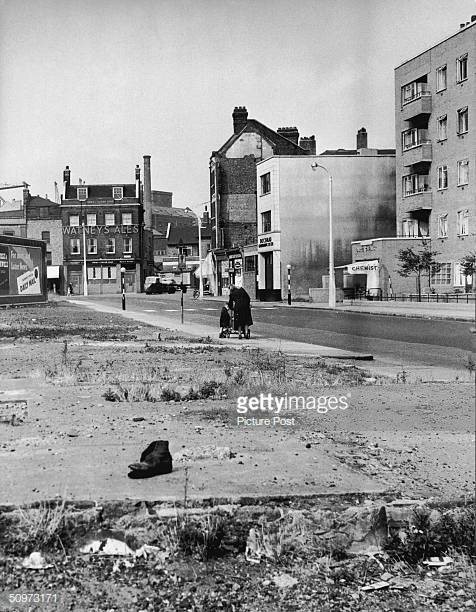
[0,302,474,611]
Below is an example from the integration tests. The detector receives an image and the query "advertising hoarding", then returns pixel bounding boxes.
[0,237,46,305]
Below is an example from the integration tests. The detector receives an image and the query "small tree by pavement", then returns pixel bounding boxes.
[397,247,441,302]
[459,251,476,293]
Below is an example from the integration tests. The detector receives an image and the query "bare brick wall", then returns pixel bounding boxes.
[27,220,63,265]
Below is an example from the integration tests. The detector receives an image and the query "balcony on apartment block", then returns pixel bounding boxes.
[402,128,432,167]
[401,86,432,122]
[400,190,433,215]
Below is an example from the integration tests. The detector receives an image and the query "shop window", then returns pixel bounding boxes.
[106,266,117,280]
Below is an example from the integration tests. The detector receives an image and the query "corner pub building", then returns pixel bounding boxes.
[61,161,154,294]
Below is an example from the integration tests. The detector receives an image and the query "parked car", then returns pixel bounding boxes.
[145,281,176,295]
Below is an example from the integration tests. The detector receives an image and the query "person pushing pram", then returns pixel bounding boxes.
[219,303,232,338]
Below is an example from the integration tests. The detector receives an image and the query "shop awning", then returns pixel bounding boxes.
[47,265,60,279]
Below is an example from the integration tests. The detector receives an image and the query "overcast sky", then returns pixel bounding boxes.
[1,0,475,211]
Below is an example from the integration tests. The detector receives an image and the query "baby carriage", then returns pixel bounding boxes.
[219,305,232,338]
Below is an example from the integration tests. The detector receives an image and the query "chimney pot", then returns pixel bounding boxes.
[357,127,368,150]
[471,14,476,22]
[277,126,299,144]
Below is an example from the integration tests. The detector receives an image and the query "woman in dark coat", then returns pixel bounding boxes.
[228,284,253,339]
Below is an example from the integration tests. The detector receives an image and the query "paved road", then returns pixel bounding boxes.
[84,293,474,372]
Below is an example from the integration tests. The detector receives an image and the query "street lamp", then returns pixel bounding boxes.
[185,205,204,298]
[311,161,335,309]
[80,201,88,296]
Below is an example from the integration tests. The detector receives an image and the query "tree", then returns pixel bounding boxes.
[397,247,440,302]
[459,251,476,292]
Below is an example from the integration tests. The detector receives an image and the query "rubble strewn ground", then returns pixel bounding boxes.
[0,301,474,611]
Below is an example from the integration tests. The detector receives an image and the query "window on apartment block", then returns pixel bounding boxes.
[106,237,115,254]
[437,115,447,141]
[260,172,271,195]
[403,174,428,196]
[457,160,469,186]
[436,65,447,91]
[69,214,79,227]
[457,209,469,235]
[261,210,272,233]
[437,214,448,238]
[121,212,132,226]
[41,231,50,243]
[77,187,88,201]
[70,238,80,254]
[457,107,468,134]
[431,262,451,285]
[456,54,468,82]
[437,165,448,189]
[86,213,96,226]
[453,262,467,287]
[104,212,115,226]
[123,236,133,253]
[401,218,419,237]
[112,187,123,200]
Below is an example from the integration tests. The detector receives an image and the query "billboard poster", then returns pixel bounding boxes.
[8,245,43,295]
[0,245,9,295]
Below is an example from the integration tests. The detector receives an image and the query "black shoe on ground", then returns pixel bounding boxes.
[128,440,173,479]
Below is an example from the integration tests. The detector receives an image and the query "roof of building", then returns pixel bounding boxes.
[0,209,24,220]
[215,118,310,157]
[152,206,196,218]
[28,195,59,207]
[319,148,395,156]
[65,184,137,200]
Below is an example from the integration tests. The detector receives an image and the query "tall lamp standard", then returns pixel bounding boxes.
[185,205,204,298]
[311,162,335,309]
[79,200,88,296]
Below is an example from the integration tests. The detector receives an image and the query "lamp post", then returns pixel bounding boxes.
[121,267,126,310]
[185,205,204,298]
[286,264,292,305]
[311,162,335,309]
[80,202,88,296]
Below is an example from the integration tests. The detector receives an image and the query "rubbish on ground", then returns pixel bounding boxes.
[380,572,393,582]
[134,544,169,563]
[360,581,390,591]
[128,440,173,479]
[112,558,133,573]
[80,538,135,556]
[22,552,53,570]
[173,445,232,462]
[272,573,298,589]
[423,556,453,567]
[245,528,282,563]
[132,416,145,422]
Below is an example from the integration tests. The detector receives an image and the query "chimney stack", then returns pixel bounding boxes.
[135,164,140,199]
[232,106,248,134]
[143,155,152,229]
[277,127,299,144]
[357,127,368,150]
[299,135,316,155]
[63,165,71,199]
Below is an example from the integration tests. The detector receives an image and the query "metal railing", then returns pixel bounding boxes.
[344,290,475,304]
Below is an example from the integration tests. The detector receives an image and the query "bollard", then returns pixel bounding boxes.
[121,267,126,310]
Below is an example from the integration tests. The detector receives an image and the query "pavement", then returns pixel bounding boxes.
[67,298,374,360]
[204,295,476,322]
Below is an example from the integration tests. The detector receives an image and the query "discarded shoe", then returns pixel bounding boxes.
[128,440,173,479]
